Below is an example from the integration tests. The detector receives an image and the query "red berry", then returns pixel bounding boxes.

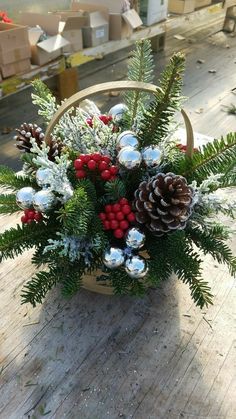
[99,212,107,221]
[116,211,125,221]
[24,209,31,216]
[101,156,111,164]
[127,212,136,222]
[99,115,110,125]
[92,153,102,162]
[110,220,119,230]
[76,169,86,179]
[79,154,90,163]
[74,159,84,170]
[87,160,97,170]
[34,212,43,222]
[27,210,36,219]
[119,198,129,206]
[26,219,33,224]
[105,204,112,213]
[101,170,111,181]
[113,203,121,213]
[110,165,118,175]
[114,229,124,239]
[107,212,115,221]
[98,161,109,171]
[119,220,129,230]
[122,205,131,215]
[86,118,93,127]
[21,215,28,223]
[103,220,110,230]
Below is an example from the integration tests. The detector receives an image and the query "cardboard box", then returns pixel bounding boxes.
[0,22,31,65]
[109,9,143,40]
[0,58,31,78]
[20,14,70,65]
[195,0,211,8]
[168,0,195,13]
[139,0,168,25]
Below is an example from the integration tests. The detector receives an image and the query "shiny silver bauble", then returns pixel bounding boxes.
[117,131,139,149]
[36,168,52,188]
[126,228,146,250]
[125,255,149,279]
[16,187,36,209]
[142,146,162,167]
[103,247,125,269]
[33,190,56,213]
[118,146,142,170]
[108,103,128,123]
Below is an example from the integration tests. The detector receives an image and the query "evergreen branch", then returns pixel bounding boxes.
[0,193,20,214]
[31,79,58,123]
[0,165,35,191]
[139,52,185,148]
[103,179,126,203]
[186,224,236,276]
[21,269,60,306]
[124,40,154,127]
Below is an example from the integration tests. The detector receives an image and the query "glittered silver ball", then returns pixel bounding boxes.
[36,168,52,188]
[118,146,142,170]
[16,187,36,210]
[117,131,139,149]
[33,190,56,213]
[108,103,128,123]
[103,247,125,269]
[142,146,162,167]
[126,228,146,250]
[125,255,148,279]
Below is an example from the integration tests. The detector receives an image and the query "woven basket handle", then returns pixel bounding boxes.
[45,81,194,158]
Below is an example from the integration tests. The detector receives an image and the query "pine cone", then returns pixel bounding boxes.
[14,123,62,161]
[134,172,195,236]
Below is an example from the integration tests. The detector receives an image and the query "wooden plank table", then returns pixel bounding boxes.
[0,147,235,418]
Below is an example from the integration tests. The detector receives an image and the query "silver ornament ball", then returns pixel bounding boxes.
[142,146,162,167]
[126,228,146,250]
[108,103,128,123]
[125,255,149,279]
[36,168,52,188]
[117,131,139,149]
[118,146,142,170]
[16,187,36,210]
[33,190,56,213]
[103,247,125,269]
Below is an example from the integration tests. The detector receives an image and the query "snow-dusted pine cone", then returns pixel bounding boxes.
[134,172,195,236]
[14,123,62,161]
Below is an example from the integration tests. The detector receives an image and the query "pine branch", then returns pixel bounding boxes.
[0,165,35,191]
[138,52,185,148]
[178,132,236,183]
[31,79,58,123]
[21,269,60,306]
[124,39,154,127]
[103,179,126,203]
[186,224,236,276]
[0,193,20,214]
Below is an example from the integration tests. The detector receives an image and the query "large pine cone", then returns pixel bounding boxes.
[14,123,62,161]
[134,172,195,236]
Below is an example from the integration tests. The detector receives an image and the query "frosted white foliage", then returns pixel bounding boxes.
[30,138,73,203]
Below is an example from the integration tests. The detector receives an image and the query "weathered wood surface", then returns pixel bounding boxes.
[0,197,236,419]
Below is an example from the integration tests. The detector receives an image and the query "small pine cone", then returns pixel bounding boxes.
[134,172,195,237]
[14,122,62,161]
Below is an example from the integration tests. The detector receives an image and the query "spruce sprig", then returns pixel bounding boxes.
[0,193,20,214]
[0,165,35,191]
[138,52,185,148]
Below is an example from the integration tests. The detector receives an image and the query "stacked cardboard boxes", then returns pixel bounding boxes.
[0,22,31,78]
[139,0,168,25]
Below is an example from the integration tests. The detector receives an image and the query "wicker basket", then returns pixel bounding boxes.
[44,81,194,295]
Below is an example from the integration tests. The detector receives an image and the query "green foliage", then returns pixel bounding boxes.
[186,224,236,276]
[138,52,185,149]
[0,165,35,191]
[172,132,236,184]
[0,193,19,214]
[103,179,126,203]
[21,269,59,306]
[31,79,57,123]
[124,39,154,127]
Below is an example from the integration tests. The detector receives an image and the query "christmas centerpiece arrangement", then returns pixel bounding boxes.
[0,41,235,308]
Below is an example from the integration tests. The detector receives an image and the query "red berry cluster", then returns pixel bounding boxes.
[21,209,43,224]
[74,153,118,181]
[176,144,199,153]
[86,115,113,127]
[99,198,136,239]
